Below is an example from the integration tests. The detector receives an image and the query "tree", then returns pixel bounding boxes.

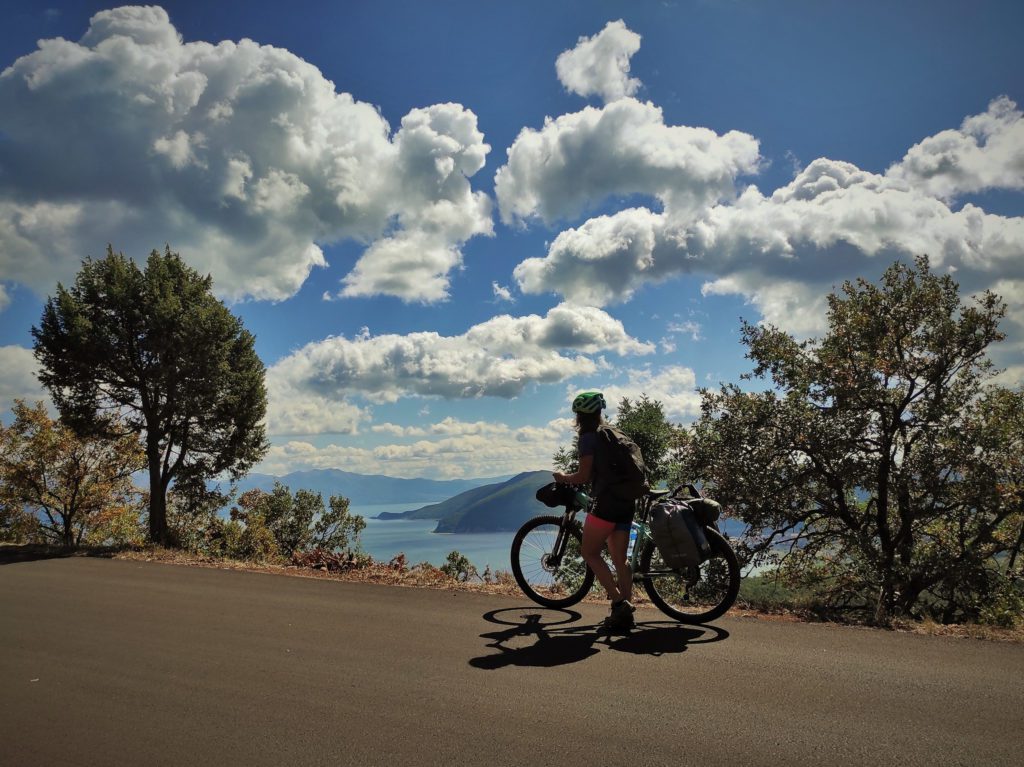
[0,400,144,548]
[678,256,1023,624]
[440,550,478,582]
[163,475,235,552]
[33,246,268,545]
[0,501,38,544]
[232,483,365,557]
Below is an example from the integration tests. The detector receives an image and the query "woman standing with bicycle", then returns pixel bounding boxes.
[552,391,645,631]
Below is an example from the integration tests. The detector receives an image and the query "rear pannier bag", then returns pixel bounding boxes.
[686,498,722,528]
[649,499,711,569]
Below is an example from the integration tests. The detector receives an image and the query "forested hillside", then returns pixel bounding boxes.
[378,471,552,532]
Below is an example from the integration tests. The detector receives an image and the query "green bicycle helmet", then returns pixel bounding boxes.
[571,391,606,414]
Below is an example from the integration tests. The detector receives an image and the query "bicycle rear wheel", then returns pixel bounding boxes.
[640,527,740,623]
[511,515,595,608]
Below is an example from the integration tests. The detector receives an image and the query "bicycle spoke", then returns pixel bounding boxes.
[640,528,740,623]
[511,516,593,608]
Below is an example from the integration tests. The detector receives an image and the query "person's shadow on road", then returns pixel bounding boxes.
[468,607,729,670]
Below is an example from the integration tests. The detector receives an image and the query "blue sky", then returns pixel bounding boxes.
[1,1,1022,479]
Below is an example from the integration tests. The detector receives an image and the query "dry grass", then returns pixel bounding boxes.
[113,545,529,597]
[891,616,1024,643]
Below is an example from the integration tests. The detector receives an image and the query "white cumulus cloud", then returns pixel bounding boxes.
[0,6,492,303]
[256,417,574,478]
[266,303,654,419]
[508,97,1024,339]
[495,98,760,227]
[598,365,702,422]
[555,20,642,104]
[887,96,1024,200]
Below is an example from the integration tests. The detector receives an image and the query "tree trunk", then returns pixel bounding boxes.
[873,580,894,626]
[62,516,75,549]
[147,439,168,545]
[1008,517,1024,573]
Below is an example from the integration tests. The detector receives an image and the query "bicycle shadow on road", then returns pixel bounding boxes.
[468,607,729,670]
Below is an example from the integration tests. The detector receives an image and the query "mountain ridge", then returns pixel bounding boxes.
[377,470,553,533]
[231,468,513,506]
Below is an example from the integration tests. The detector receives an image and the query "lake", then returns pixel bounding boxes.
[352,503,515,572]
[351,503,751,575]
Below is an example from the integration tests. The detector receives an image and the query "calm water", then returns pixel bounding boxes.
[351,503,750,575]
[352,504,515,572]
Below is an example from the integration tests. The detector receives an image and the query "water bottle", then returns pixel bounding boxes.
[627,522,638,558]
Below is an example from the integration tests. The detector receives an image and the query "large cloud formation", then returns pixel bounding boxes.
[887,96,1024,199]
[511,136,1024,325]
[503,32,1024,341]
[259,417,575,478]
[265,302,654,434]
[502,23,1024,346]
[0,5,491,303]
[495,98,760,227]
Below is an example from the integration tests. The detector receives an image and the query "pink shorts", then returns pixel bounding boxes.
[584,514,631,536]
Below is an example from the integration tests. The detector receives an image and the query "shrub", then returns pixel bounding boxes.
[440,550,478,581]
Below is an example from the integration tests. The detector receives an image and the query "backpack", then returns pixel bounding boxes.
[594,425,648,501]
[648,498,711,569]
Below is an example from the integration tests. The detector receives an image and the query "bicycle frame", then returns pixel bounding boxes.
[547,506,583,568]
[550,491,664,577]
[552,483,703,575]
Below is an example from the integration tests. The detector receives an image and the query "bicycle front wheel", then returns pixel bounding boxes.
[511,515,595,608]
[640,527,740,623]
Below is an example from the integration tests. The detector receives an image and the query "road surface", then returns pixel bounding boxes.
[2,556,1022,766]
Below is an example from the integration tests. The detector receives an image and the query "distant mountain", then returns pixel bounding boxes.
[378,470,554,533]
[230,469,511,505]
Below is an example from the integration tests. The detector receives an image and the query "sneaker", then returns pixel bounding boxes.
[602,599,635,631]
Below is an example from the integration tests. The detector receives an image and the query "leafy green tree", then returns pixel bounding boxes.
[0,400,144,548]
[32,246,268,545]
[164,476,235,553]
[84,502,148,548]
[314,494,366,552]
[0,505,37,543]
[678,257,1023,624]
[233,483,365,557]
[440,550,478,581]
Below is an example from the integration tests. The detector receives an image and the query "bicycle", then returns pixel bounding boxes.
[510,484,741,623]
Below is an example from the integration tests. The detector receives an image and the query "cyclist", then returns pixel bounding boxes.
[552,391,638,631]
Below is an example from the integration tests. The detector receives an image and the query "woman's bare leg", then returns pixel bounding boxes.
[606,529,632,602]
[581,521,620,601]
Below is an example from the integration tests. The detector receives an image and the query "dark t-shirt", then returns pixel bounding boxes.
[579,431,597,460]
[578,429,635,524]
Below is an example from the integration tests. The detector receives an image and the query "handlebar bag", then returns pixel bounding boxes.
[536,482,575,508]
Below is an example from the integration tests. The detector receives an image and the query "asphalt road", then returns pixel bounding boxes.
[2,556,1022,766]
